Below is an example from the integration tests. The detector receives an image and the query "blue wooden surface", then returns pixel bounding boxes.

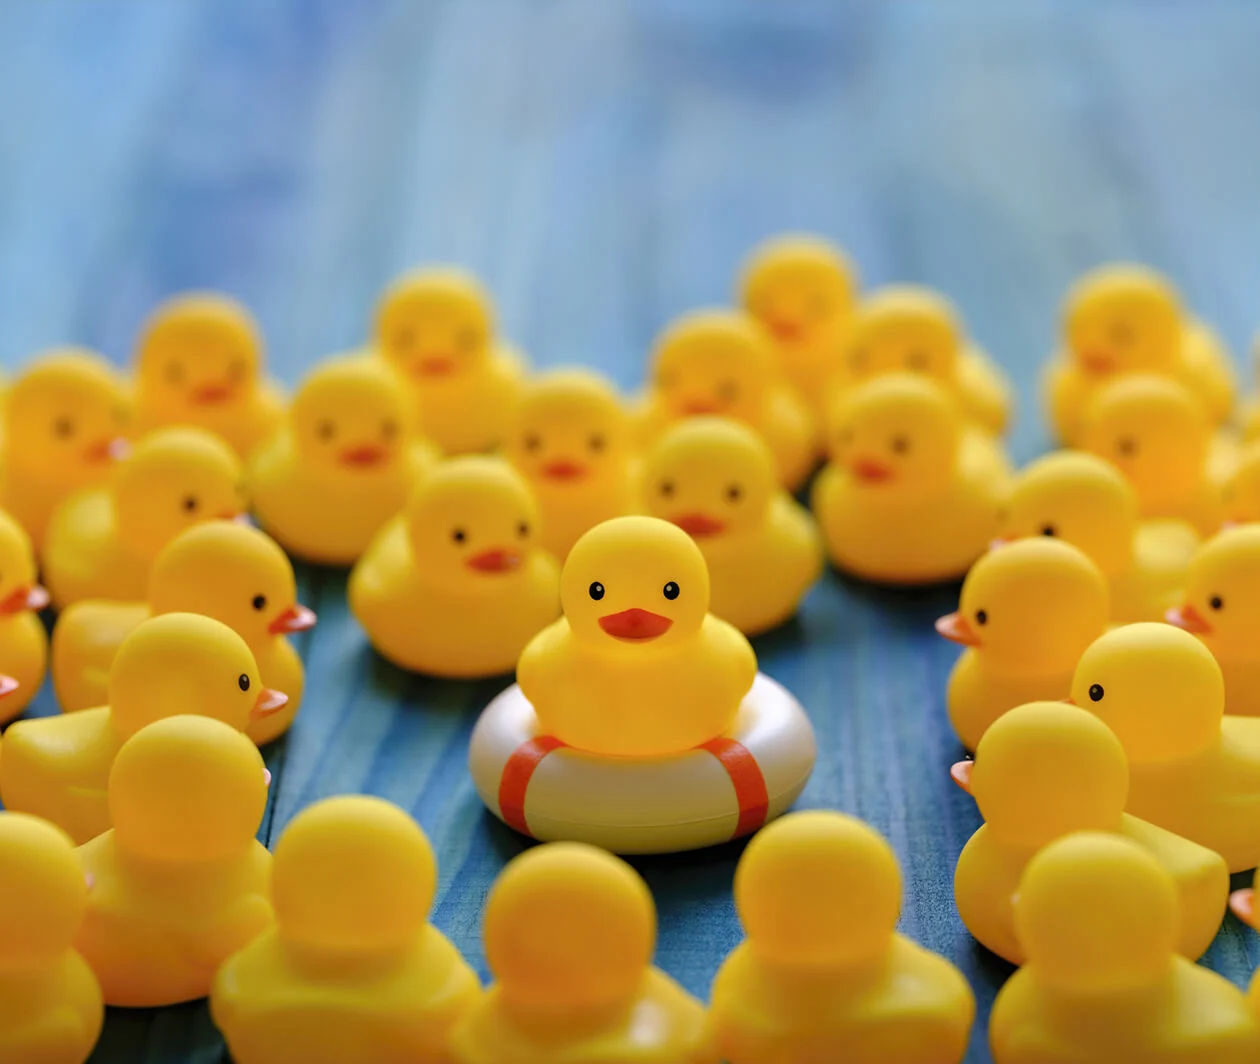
[2,1,1259,1060]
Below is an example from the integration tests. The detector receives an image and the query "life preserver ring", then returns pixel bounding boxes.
[468,672,817,854]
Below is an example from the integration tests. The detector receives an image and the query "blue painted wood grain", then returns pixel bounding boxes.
[0,1,1258,1060]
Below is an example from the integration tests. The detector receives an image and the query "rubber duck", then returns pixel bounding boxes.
[212,795,480,1064]
[641,417,822,635]
[952,701,1227,965]
[998,450,1199,622]
[738,234,857,415]
[0,812,102,1064]
[0,349,130,549]
[990,832,1260,1063]
[75,714,273,1006]
[350,456,560,677]
[710,810,974,1064]
[42,426,245,608]
[448,841,714,1064]
[1224,439,1260,524]
[249,354,438,566]
[1079,374,1235,536]
[1071,621,1260,872]
[938,538,1109,750]
[504,368,635,560]
[132,293,286,458]
[837,285,1012,435]
[1044,263,1236,445]
[812,374,1009,585]
[0,508,50,724]
[1,612,285,844]
[636,309,818,490]
[374,267,525,455]
[51,520,314,743]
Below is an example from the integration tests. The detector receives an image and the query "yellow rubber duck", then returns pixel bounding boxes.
[1223,439,1260,523]
[738,234,857,415]
[42,426,245,609]
[448,841,714,1064]
[75,714,273,1007]
[998,450,1199,622]
[518,515,756,757]
[0,508,50,724]
[212,795,480,1064]
[952,701,1227,965]
[0,349,130,550]
[249,354,438,566]
[1,612,286,844]
[504,368,636,560]
[374,267,525,455]
[710,810,974,1064]
[938,538,1109,751]
[636,310,818,490]
[990,832,1260,1063]
[350,456,560,677]
[1044,263,1236,445]
[132,293,286,458]
[812,374,1009,585]
[1072,622,1260,872]
[52,520,314,744]
[641,418,822,636]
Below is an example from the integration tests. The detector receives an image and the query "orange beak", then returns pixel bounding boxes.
[1080,349,1116,375]
[935,612,981,647]
[466,548,523,574]
[84,437,129,463]
[950,760,974,793]
[682,400,722,416]
[542,459,588,482]
[339,444,388,467]
[599,608,673,641]
[269,604,317,635]
[1166,603,1212,635]
[0,584,49,613]
[416,356,455,378]
[251,688,289,720]
[1230,888,1256,927]
[850,456,894,484]
[0,675,18,699]
[193,382,234,404]
[767,317,804,342]
[671,513,726,538]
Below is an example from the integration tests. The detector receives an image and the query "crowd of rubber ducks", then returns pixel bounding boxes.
[6,236,1260,1062]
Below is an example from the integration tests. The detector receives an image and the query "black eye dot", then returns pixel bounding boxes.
[588,434,605,453]
[1210,595,1224,610]
[456,327,480,351]
[906,349,929,371]
[727,484,742,503]
[227,359,247,382]
[891,436,910,455]
[1040,524,1056,537]
[392,327,414,350]
[1117,437,1137,457]
[53,416,74,439]
[517,521,529,538]
[1110,322,1133,346]
[850,348,867,370]
[663,581,680,600]
[452,528,467,544]
[238,673,251,692]
[589,581,605,601]
[165,363,184,384]
[524,433,541,453]
[838,427,853,447]
[317,420,335,441]
[381,419,398,440]
[183,496,198,513]
[1088,683,1105,702]
[716,380,739,402]
[252,594,267,611]
[659,480,675,498]
[975,609,988,626]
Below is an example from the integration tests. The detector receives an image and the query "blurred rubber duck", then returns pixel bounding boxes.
[132,293,284,458]
[42,426,245,608]
[837,285,1012,435]
[212,795,480,1064]
[504,368,635,560]
[710,811,974,1064]
[812,374,1009,585]
[998,450,1199,622]
[0,349,130,549]
[635,310,818,490]
[350,456,560,677]
[249,354,438,566]
[518,515,756,756]
[938,538,1109,750]
[1224,439,1260,523]
[0,812,102,1064]
[1072,622,1260,872]
[1044,264,1236,445]
[952,701,1227,965]
[642,418,822,636]
[448,842,714,1064]
[52,520,314,744]
[1,613,285,844]
[738,234,857,415]
[0,508,50,724]
[990,833,1260,1063]
[374,267,525,455]
[75,714,273,1006]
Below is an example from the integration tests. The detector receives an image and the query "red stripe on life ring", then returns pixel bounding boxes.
[499,735,567,836]
[701,737,770,838]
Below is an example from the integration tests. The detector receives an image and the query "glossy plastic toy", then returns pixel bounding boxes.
[952,701,1227,964]
[132,293,286,458]
[0,349,130,549]
[469,516,815,853]
[710,811,974,1064]
[937,538,1109,750]
[641,417,822,635]
[448,842,715,1064]
[212,795,480,1064]
[374,267,526,454]
[1224,439,1260,523]
[1,613,286,844]
[813,374,1009,586]
[990,833,1260,1063]
[42,426,245,608]
[349,456,560,677]
[0,508,50,723]
[249,354,438,565]
[52,520,314,744]
[75,715,273,1007]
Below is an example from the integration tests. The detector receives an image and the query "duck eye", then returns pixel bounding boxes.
[452,528,467,544]
[53,416,75,439]
[975,609,988,626]
[905,349,929,371]
[663,581,680,600]
[165,362,184,385]
[659,480,675,498]
[716,380,739,403]
[838,427,854,447]
[807,292,828,316]
[392,327,414,352]
[517,521,529,538]
[589,581,605,600]
[524,433,542,453]
[456,327,480,352]
[381,419,399,440]
[113,405,129,426]
[1110,322,1133,346]
[891,436,910,455]
[1117,437,1137,457]
[316,420,335,442]
[726,484,742,503]
[1210,595,1224,610]
[183,496,199,513]
[252,594,267,611]
[850,348,868,372]
[238,673,251,692]
[588,434,605,453]
[1088,683,1105,702]
[227,359,247,382]
[1040,524,1056,537]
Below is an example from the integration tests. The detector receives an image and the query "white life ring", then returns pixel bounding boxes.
[468,672,817,854]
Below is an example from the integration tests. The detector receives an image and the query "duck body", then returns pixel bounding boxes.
[957,344,1013,436]
[947,656,1075,754]
[1111,519,1201,621]
[134,379,285,460]
[398,345,523,456]
[0,607,49,724]
[42,488,148,607]
[0,953,102,1064]
[529,471,637,562]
